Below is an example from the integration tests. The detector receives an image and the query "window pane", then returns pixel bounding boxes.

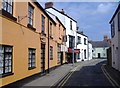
[8,54,12,59]
[0,67,3,74]
[8,5,12,14]
[5,67,9,73]
[0,60,3,67]
[32,59,35,63]
[0,46,4,53]
[8,0,12,5]
[32,63,35,67]
[2,0,7,10]
[42,15,45,32]
[28,49,35,68]
[29,59,31,63]
[5,59,9,66]
[5,47,9,52]
[0,54,4,60]
[30,19,32,25]
[8,67,11,72]
[28,5,33,26]
[8,59,11,65]
[32,55,35,59]
[5,54,9,60]
[29,63,31,67]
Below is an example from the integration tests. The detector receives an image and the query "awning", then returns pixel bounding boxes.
[68,48,80,53]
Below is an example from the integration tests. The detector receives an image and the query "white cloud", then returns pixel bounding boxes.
[93,3,115,14]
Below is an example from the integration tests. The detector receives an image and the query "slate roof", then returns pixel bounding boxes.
[77,31,88,38]
[46,7,77,23]
[91,41,110,48]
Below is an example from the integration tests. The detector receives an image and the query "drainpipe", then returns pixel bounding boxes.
[48,18,50,73]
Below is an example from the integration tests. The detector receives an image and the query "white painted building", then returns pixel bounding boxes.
[45,3,79,63]
[76,31,88,62]
[109,3,120,71]
[88,42,93,60]
[91,41,110,59]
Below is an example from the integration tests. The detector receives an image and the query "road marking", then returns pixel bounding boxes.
[60,65,81,87]
[101,65,120,88]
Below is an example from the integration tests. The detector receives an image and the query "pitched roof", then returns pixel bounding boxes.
[46,7,77,23]
[77,31,88,37]
[109,3,120,23]
[46,10,66,29]
[33,1,56,25]
[91,41,110,48]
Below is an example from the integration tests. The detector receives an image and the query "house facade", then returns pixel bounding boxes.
[46,11,67,65]
[0,0,66,86]
[76,31,88,62]
[45,2,79,63]
[88,41,93,60]
[109,3,120,71]
[92,41,110,59]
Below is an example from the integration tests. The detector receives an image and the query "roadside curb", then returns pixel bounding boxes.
[51,64,81,88]
[51,64,78,88]
[101,64,120,88]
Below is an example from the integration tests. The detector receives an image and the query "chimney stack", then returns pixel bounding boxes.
[104,35,108,42]
[45,2,53,9]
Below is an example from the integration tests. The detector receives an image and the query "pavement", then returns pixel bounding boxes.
[23,64,75,87]
[103,64,120,88]
[4,63,78,88]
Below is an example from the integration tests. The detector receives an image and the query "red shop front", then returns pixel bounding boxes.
[67,48,80,63]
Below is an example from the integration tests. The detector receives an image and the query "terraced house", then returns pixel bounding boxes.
[109,2,120,72]
[45,2,79,63]
[0,0,66,87]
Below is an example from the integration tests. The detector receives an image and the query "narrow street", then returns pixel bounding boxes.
[59,59,113,87]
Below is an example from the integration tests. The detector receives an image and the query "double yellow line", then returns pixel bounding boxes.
[101,65,120,88]
[52,65,80,88]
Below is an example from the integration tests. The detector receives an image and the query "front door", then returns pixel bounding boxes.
[41,44,45,73]
[98,53,100,58]
[61,52,63,65]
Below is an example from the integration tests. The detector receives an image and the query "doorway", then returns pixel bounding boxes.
[98,53,101,58]
[41,44,45,73]
[60,52,63,65]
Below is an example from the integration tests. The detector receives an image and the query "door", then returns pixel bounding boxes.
[61,52,63,65]
[41,44,45,73]
[98,53,100,58]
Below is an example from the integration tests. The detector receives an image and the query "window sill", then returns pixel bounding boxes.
[0,73,14,78]
[28,67,36,70]
[27,24,36,31]
[0,9,17,21]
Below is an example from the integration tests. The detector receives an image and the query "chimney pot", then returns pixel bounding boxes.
[61,9,64,14]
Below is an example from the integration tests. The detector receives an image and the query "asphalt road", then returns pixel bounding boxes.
[63,59,114,87]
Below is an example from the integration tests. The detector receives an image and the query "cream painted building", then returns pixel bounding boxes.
[109,2,120,72]
[0,0,66,86]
